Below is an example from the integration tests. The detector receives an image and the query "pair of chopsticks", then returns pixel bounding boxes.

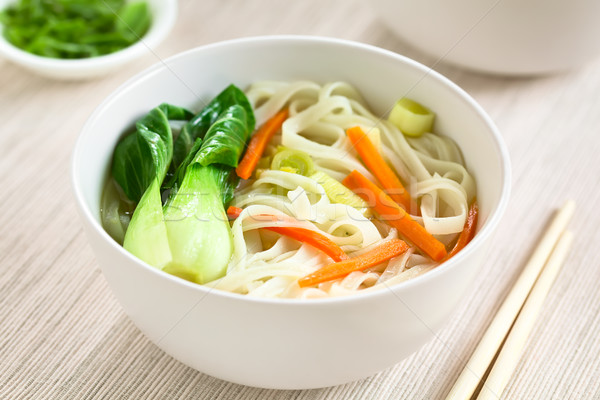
[446,200,575,400]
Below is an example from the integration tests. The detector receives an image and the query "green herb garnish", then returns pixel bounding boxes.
[0,0,152,59]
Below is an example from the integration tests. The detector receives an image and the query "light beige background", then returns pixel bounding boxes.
[1,0,599,399]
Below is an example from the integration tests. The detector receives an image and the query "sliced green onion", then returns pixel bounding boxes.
[388,98,435,137]
[271,147,315,177]
[309,170,370,216]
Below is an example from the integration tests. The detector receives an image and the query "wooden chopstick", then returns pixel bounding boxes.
[476,230,573,399]
[445,200,575,400]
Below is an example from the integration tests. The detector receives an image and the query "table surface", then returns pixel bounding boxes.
[2,1,600,399]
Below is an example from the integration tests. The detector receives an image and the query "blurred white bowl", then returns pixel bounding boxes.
[71,35,510,389]
[370,0,600,75]
[0,0,177,80]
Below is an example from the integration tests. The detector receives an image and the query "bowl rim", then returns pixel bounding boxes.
[71,34,511,306]
[0,0,177,73]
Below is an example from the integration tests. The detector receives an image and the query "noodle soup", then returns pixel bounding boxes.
[102,80,477,299]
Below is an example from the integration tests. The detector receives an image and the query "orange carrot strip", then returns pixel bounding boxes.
[226,206,348,262]
[298,238,409,287]
[227,206,243,219]
[236,109,289,179]
[342,170,447,261]
[445,201,478,260]
[346,126,413,211]
[267,227,349,262]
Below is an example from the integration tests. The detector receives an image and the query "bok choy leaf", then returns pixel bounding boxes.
[112,103,193,202]
[166,104,249,203]
[193,104,250,167]
[172,84,255,169]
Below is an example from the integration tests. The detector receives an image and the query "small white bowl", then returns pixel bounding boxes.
[0,0,177,80]
[72,36,510,389]
[370,0,600,75]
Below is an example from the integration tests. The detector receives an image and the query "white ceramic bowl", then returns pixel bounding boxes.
[370,0,600,75]
[0,0,177,80]
[71,36,510,389]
